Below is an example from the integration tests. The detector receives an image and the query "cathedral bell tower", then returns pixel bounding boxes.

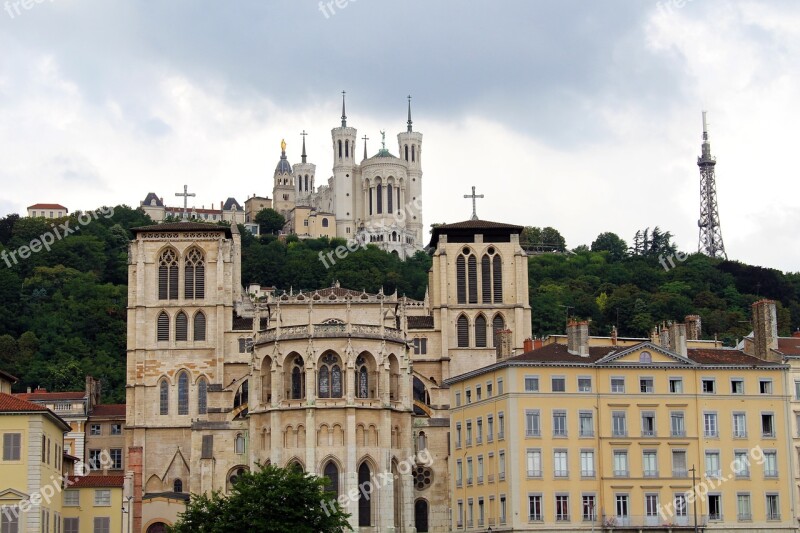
[293,131,316,205]
[272,139,295,221]
[331,91,357,238]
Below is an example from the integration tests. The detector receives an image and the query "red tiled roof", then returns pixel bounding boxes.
[778,337,800,356]
[90,404,126,417]
[687,348,783,366]
[509,343,618,363]
[66,475,125,488]
[16,392,85,401]
[28,203,68,210]
[0,392,49,412]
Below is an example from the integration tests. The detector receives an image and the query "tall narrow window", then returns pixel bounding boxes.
[468,255,477,304]
[387,184,393,214]
[345,140,349,158]
[318,353,343,398]
[338,140,342,158]
[158,249,178,300]
[175,311,188,341]
[356,355,369,398]
[194,312,206,341]
[291,356,305,399]
[457,315,469,348]
[481,255,491,303]
[198,377,208,415]
[412,144,416,162]
[404,145,409,161]
[185,248,205,299]
[474,315,487,348]
[157,312,169,341]
[369,187,373,215]
[376,184,383,214]
[159,380,169,415]
[178,371,189,415]
[492,255,503,303]
[456,255,466,304]
[324,461,339,498]
[493,314,506,347]
[358,463,372,526]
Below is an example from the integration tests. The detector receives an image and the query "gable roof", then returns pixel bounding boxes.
[594,342,696,366]
[28,203,67,210]
[0,369,19,383]
[141,193,164,207]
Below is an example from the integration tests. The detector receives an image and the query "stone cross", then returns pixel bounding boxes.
[175,185,196,220]
[464,186,484,221]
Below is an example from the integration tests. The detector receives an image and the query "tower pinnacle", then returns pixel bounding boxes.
[301,130,308,164]
[697,111,727,259]
[407,95,413,132]
[341,91,347,127]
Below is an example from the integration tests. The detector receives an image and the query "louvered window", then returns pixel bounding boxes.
[475,315,487,347]
[194,312,206,341]
[157,312,169,341]
[493,314,505,347]
[159,380,169,415]
[158,249,178,300]
[493,255,503,303]
[185,248,205,299]
[481,255,491,303]
[457,315,469,348]
[175,311,188,341]
[456,255,466,304]
[468,255,477,304]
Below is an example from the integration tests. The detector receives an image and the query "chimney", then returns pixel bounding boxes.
[668,323,688,357]
[27,386,31,393]
[129,446,143,533]
[495,330,513,360]
[534,337,543,350]
[752,300,779,361]
[685,315,702,340]
[523,338,534,352]
[611,326,618,346]
[659,323,671,349]
[793,329,800,338]
[567,320,589,357]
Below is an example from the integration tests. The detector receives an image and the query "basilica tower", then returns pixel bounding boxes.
[331,92,357,238]
[272,139,295,220]
[293,131,316,205]
[397,96,424,246]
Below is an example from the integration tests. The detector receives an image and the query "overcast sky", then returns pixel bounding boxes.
[1,0,798,272]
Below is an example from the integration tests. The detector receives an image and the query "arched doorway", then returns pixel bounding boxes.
[415,499,429,532]
[146,523,168,533]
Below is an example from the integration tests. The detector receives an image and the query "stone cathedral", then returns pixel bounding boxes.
[125,154,532,532]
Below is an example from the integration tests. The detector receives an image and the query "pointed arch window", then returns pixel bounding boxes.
[291,356,305,399]
[387,184,393,214]
[175,311,188,341]
[185,248,205,299]
[338,140,343,158]
[198,377,208,415]
[158,249,178,300]
[177,371,189,415]
[457,315,469,348]
[356,355,369,399]
[323,461,339,498]
[456,255,466,304]
[318,353,343,398]
[481,254,491,303]
[493,254,503,303]
[475,315,487,348]
[173,479,183,493]
[358,462,372,526]
[157,312,170,342]
[493,314,506,348]
[467,255,477,304]
[193,312,206,341]
[159,380,169,415]
[376,184,383,214]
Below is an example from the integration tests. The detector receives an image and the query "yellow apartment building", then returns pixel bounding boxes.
[61,475,127,533]
[446,311,796,532]
[0,392,71,533]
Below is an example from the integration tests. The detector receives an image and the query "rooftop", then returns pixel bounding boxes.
[90,404,126,417]
[66,475,125,488]
[0,393,71,431]
[131,221,233,238]
[428,219,524,249]
[28,203,68,210]
[16,391,85,401]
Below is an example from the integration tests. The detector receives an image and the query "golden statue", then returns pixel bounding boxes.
[281,139,286,152]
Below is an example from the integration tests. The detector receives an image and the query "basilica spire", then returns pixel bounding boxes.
[407,95,413,132]
[341,90,347,127]
[301,130,308,164]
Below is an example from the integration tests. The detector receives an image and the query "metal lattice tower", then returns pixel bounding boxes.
[697,111,727,259]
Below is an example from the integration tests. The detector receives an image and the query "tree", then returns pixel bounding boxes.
[591,232,628,261]
[255,209,286,235]
[520,226,566,252]
[169,463,351,533]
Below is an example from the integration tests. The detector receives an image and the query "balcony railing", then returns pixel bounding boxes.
[643,470,659,478]
[602,515,708,528]
[554,470,569,478]
[641,429,656,437]
[671,429,686,437]
[614,469,629,478]
[612,430,627,437]
[527,469,542,478]
[526,429,540,437]
[672,469,688,478]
